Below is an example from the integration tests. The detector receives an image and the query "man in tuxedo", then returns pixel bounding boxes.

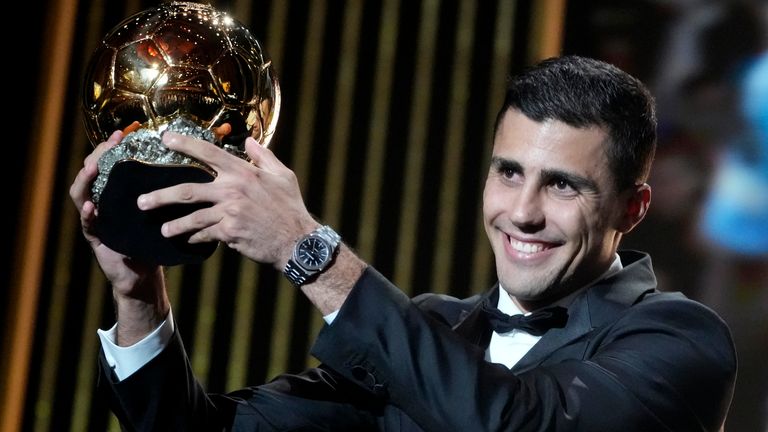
[70,55,736,431]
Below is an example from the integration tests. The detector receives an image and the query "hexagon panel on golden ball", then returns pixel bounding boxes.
[81,1,281,265]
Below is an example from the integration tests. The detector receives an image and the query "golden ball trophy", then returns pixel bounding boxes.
[81,2,280,265]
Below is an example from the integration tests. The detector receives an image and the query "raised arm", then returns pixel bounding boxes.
[137,133,367,316]
[69,130,169,346]
[311,268,736,432]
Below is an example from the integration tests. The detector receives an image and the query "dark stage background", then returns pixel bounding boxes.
[3,1,766,431]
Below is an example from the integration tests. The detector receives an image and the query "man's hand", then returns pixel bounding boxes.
[137,133,319,270]
[137,133,365,315]
[69,130,168,345]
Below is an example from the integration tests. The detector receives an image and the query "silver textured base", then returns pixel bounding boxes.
[91,116,216,205]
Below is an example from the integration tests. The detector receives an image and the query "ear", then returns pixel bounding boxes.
[618,183,651,234]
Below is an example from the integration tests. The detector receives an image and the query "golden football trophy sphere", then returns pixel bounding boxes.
[81,1,280,265]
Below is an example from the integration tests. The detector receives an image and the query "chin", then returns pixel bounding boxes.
[500,282,549,301]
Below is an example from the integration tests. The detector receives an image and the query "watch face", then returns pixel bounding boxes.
[296,236,331,271]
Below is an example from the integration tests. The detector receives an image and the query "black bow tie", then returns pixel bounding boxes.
[481,300,568,336]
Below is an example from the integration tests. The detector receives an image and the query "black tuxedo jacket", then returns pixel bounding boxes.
[99,251,736,431]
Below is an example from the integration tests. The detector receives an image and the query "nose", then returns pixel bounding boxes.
[509,184,545,232]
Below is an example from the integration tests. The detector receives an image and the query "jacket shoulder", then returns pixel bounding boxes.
[412,292,483,327]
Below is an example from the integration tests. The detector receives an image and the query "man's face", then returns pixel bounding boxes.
[483,110,630,308]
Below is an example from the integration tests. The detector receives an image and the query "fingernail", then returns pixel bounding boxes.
[161,223,170,237]
[162,132,178,144]
[137,194,147,209]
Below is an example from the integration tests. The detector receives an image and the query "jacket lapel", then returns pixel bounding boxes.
[447,251,657,373]
[510,293,593,374]
[451,286,497,348]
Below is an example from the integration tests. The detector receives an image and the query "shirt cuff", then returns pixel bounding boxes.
[97,309,175,381]
[323,309,339,324]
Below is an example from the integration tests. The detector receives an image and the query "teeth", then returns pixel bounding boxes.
[510,239,546,254]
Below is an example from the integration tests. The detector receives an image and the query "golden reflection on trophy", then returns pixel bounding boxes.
[81,1,280,265]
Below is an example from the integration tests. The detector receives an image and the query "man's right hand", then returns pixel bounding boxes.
[69,130,169,346]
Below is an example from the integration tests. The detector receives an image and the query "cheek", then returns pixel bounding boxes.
[547,199,595,237]
[574,200,615,246]
[482,181,503,221]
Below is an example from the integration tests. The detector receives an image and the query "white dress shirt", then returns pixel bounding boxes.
[97,309,176,380]
[99,255,623,380]
[98,307,338,380]
[484,287,543,369]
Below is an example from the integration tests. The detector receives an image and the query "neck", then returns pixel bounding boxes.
[509,253,624,312]
[513,291,575,313]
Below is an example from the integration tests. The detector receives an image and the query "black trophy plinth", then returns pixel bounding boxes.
[95,160,217,265]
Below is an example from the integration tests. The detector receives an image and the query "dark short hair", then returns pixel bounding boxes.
[495,55,657,189]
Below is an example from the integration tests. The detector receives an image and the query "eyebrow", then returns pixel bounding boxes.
[541,169,599,193]
[490,157,523,173]
[490,156,600,193]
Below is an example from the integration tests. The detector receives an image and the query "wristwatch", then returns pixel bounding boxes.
[283,225,341,287]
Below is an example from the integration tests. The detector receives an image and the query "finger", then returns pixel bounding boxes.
[84,130,124,168]
[162,132,237,172]
[97,129,124,153]
[104,129,124,146]
[80,200,97,233]
[137,181,218,211]
[72,130,124,210]
[70,166,96,211]
[160,206,222,238]
[188,228,217,244]
[70,153,106,210]
[79,200,105,249]
[245,137,285,173]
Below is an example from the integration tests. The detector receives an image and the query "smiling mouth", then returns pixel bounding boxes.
[506,234,560,255]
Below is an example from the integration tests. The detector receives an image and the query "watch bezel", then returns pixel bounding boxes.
[293,234,332,271]
[283,225,341,287]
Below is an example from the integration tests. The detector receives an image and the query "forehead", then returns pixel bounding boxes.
[493,110,611,177]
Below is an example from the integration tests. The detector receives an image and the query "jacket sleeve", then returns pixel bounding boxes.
[310,267,737,432]
[98,325,381,431]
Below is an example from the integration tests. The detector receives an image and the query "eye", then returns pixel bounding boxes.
[498,167,525,186]
[494,163,521,180]
[490,159,525,184]
[553,179,570,190]
[548,178,578,197]
[501,167,516,179]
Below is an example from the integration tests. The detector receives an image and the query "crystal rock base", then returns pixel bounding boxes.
[92,117,219,265]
